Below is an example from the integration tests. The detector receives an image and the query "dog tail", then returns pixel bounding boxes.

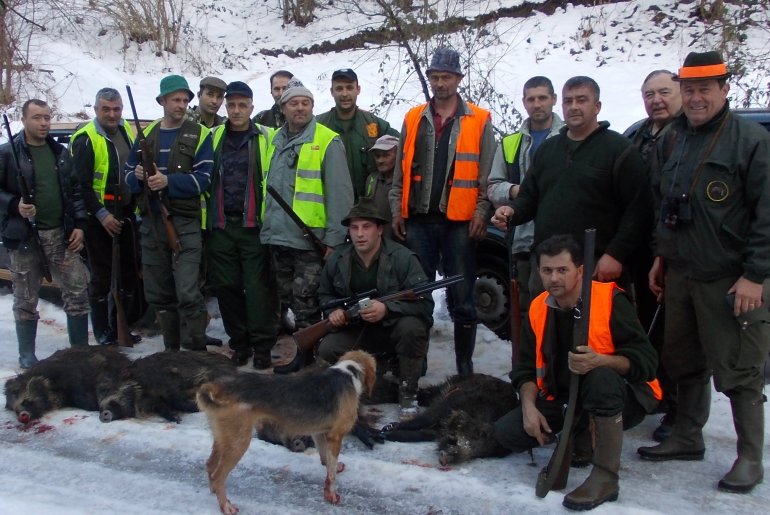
[196,382,228,411]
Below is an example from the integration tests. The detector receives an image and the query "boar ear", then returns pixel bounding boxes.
[28,376,52,392]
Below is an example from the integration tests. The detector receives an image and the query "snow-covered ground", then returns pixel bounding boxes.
[0,289,769,515]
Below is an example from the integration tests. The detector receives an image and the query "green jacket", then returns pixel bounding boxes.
[319,237,434,326]
[510,122,652,264]
[316,107,398,198]
[652,105,770,283]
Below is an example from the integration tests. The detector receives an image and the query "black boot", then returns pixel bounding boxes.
[183,311,209,351]
[156,309,181,352]
[90,297,112,345]
[454,322,477,376]
[16,319,38,369]
[67,314,90,347]
[273,343,313,375]
[718,391,765,493]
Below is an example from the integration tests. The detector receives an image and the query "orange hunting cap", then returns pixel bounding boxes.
[673,51,732,82]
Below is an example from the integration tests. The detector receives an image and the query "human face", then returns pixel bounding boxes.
[642,74,681,129]
[159,91,191,124]
[271,75,291,104]
[538,251,582,305]
[680,79,729,128]
[198,87,224,116]
[282,96,314,132]
[428,71,462,101]
[330,79,360,115]
[561,85,601,137]
[348,219,383,256]
[522,86,556,130]
[21,103,51,145]
[225,95,254,131]
[373,148,397,174]
[95,98,123,134]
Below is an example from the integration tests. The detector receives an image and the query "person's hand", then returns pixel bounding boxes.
[469,214,487,240]
[67,228,85,252]
[100,214,123,237]
[147,169,168,191]
[522,403,553,446]
[648,256,665,301]
[595,253,622,282]
[359,300,387,324]
[568,345,602,375]
[134,163,146,181]
[18,198,36,220]
[491,205,513,230]
[328,309,348,328]
[728,277,764,317]
[392,214,406,241]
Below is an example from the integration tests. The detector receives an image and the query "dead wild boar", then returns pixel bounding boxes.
[4,347,132,423]
[96,351,236,423]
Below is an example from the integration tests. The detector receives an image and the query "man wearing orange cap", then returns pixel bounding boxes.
[638,51,770,495]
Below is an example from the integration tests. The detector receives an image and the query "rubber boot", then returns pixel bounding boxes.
[398,356,424,421]
[182,311,209,351]
[157,309,181,352]
[67,314,90,347]
[90,297,112,345]
[638,378,709,461]
[571,425,593,468]
[563,414,622,511]
[273,343,313,375]
[718,391,765,493]
[454,322,477,376]
[16,319,39,369]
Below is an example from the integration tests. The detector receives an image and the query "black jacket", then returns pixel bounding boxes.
[0,131,87,249]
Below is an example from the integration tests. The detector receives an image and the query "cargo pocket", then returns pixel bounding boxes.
[735,306,770,370]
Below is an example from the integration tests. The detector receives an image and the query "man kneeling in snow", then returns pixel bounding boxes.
[494,234,660,510]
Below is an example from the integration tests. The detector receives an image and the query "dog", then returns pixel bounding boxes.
[196,350,376,514]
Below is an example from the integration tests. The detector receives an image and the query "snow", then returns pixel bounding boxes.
[1,1,769,513]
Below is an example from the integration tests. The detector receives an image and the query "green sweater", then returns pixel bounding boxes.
[510,122,652,264]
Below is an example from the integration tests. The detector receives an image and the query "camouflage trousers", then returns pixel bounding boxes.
[270,245,323,330]
[8,227,90,321]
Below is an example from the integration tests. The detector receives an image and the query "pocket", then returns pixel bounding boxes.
[735,307,770,370]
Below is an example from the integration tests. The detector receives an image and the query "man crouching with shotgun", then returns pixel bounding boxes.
[492,234,661,510]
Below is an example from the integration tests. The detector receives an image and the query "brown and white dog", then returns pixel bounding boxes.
[196,350,376,514]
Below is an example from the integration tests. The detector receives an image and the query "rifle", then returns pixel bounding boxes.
[266,184,328,256]
[535,228,596,498]
[109,158,133,347]
[294,274,464,353]
[2,114,52,283]
[320,288,378,312]
[125,86,182,254]
[507,221,522,367]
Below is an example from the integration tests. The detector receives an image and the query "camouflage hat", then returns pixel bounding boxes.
[341,197,390,226]
[426,47,463,76]
[156,75,194,104]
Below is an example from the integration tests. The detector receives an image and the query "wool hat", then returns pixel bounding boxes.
[426,47,463,76]
[332,69,358,82]
[341,197,390,226]
[199,76,227,92]
[280,77,314,105]
[225,81,253,99]
[673,51,732,82]
[156,75,194,104]
[369,134,399,152]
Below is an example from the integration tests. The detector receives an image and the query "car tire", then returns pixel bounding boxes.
[475,255,511,340]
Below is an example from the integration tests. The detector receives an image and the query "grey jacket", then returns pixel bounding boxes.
[260,117,354,250]
[488,114,564,253]
[389,99,495,220]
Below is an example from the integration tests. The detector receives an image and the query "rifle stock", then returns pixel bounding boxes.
[535,228,596,498]
[2,114,52,283]
[111,235,133,347]
[292,274,464,353]
[125,86,182,254]
[507,222,522,367]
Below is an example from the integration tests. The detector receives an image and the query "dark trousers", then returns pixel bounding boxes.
[207,222,275,355]
[493,367,648,452]
[405,218,477,324]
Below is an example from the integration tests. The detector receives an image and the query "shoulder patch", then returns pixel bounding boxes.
[366,122,379,138]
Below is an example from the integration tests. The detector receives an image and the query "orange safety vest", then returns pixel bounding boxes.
[400,102,490,221]
[529,281,663,401]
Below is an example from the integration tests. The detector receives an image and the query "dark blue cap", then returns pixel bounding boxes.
[225,81,253,99]
[332,69,358,82]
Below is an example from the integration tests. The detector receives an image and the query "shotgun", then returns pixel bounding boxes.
[109,163,133,348]
[535,228,596,498]
[266,184,328,256]
[507,221,522,367]
[125,86,182,254]
[293,274,464,352]
[2,114,52,282]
